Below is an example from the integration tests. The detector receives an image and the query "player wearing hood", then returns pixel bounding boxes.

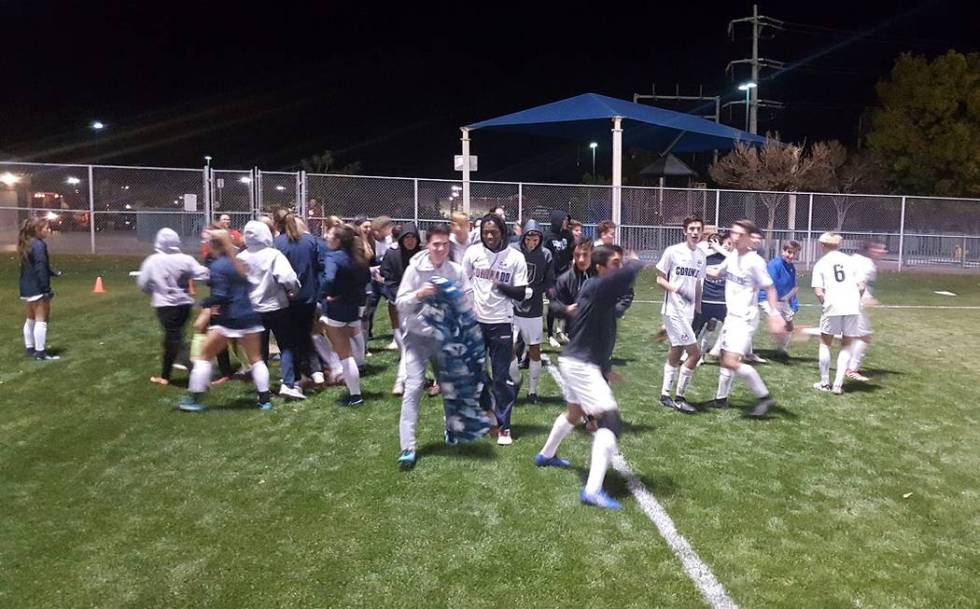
[138,228,210,385]
[543,210,573,346]
[380,222,422,394]
[461,213,529,445]
[510,219,555,403]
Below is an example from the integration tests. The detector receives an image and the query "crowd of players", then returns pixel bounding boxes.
[16,208,883,509]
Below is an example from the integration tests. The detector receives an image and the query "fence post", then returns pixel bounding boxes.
[88,165,95,254]
[413,179,419,223]
[251,167,260,218]
[518,182,523,221]
[898,196,907,272]
[202,165,212,223]
[806,193,814,270]
[961,235,967,269]
[714,189,720,228]
[297,171,306,217]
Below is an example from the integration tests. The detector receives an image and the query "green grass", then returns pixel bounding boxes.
[2,254,979,609]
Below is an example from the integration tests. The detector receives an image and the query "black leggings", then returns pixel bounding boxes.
[156,305,191,380]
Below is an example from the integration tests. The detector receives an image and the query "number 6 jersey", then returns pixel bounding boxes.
[811,250,862,316]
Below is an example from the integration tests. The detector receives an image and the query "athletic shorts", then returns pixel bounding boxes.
[209,324,264,339]
[20,294,48,303]
[663,314,697,347]
[513,316,543,346]
[760,301,795,322]
[820,314,860,337]
[321,316,360,329]
[857,306,872,336]
[557,356,618,416]
[720,315,758,356]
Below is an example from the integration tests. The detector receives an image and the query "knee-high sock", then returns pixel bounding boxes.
[250,360,270,393]
[662,363,679,396]
[351,332,366,366]
[341,356,361,396]
[528,360,542,394]
[716,367,734,399]
[189,360,212,393]
[849,340,868,371]
[676,366,696,398]
[33,321,48,352]
[834,347,851,389]
[818,343,832,385]
[736,363,769,398]
[540,414,575,458]
[584,428,617,495]
[698,326,715,356]
[23,319,35,349]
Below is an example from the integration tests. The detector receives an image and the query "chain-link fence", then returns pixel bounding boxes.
[2,161,979,271]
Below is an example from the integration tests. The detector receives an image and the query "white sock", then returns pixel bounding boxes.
[676,366,696,398]
[849,340,868,371]
[777,332,792,352]
[250,360,270,393]
[351,332,366,366]
[509,357,521,384]
[341,356,361,396]
[33,321,48,352]
[23,319,35,349]
[528,360,542,394]
[327,350,342,377]
[584,428,617,495]
[716,367,734,399]
[699,327,714,356]
[662,363,679,396]
[834,347,851,389]
[540,414,575,458]
[312,334,333,365]
[819,343,831,385]
[189,360,212,393]
[736,363,769,398]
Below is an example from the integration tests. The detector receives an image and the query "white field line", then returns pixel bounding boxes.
[630,301,980,310]
[540,353,739,609]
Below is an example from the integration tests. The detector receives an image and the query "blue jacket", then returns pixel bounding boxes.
[274,233,323,305]
[201,257,260,329]
[759,256,799,311]
[19,239,56,298]
[321,249,371,323]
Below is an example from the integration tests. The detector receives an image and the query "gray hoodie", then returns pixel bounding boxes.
[138,228,210,308]
[396,249,472,338]
[237,221,301,313]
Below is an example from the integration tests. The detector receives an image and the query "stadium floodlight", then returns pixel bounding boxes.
[1,172,21,186]
[91,121,105,130]
[66,177,81,185]
[589,142,598,177]
[239,177,252,184]
[737,82,757,131]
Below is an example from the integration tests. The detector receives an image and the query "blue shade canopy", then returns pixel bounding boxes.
[466,92,766,153]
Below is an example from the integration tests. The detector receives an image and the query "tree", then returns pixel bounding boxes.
[709,137,827,241]
[809,141,888,230]
[866,50,980,197]
[300,149,362,175]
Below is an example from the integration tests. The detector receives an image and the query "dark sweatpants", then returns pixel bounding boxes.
[479,322,517,431]
[156,305,192,380]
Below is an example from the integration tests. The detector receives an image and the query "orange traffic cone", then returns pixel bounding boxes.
[92,276,106,294]
[188,279,196,296]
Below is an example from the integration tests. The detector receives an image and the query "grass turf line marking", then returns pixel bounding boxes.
[630,301,980,310]
[540,353,740,609]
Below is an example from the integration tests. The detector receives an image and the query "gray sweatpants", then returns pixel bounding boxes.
[399,333,443,451]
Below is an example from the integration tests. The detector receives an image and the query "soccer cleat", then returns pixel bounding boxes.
[177,395,207,413]
[548,336,561,349]
[25,348,36,358]
[743,353,768,364]
[556,331,570,345]
[279,384,306,400]
[527,393,539,405]
[672,397,698,414]
[341,394,364,407]
[846,370,870,382]
[497,429,513,445]
[534,453,571,468]
[34,351,61,361]
[312,371,326,386]
[385,339,398,351]
[172,363,188,371]
[659,394,676,410]
[831,385,844,395]
[713,397,729,409]
[748,396,776,418]
[258,401,273,411]
[397,449,416,470]
[812,382,832,392]
[580,489,622,510]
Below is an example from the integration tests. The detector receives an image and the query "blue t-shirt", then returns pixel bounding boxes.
[759,256,798,311]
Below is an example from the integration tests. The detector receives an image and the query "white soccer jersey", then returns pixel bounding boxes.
[715,250,772,321]
[462,244,529,324]
[850,253,877,300]
[811,250,862,316]
[656,243,706,319]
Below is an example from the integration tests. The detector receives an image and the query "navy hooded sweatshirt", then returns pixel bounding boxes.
[511,219,555,319]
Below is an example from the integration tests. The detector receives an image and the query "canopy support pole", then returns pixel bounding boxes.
[461,127,471,215]
[611,116,623,241]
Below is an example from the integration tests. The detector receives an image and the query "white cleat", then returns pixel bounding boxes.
[279,384,306,400]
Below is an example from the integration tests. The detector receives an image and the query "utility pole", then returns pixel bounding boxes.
[726,3,785,134]
[634,83,721,162]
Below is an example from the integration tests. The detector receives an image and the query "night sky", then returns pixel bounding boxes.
[3,0,976,182]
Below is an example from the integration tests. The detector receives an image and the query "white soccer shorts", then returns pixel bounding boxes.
[513,316,543,346]
[321,316,360,329]
[557,356,618,416]
[820,314,860,337]
[857,309,872,336]
[719,316,758,356]
[209,324,264,339]
[663,314,697,347]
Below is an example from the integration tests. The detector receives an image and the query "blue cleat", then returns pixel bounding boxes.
[258,401,273,411]
[580,489,622,510]
[177,395,207,413]
[397,449,416,471]
[534,453,571,468]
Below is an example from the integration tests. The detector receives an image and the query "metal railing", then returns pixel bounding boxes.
[2,161,978,271]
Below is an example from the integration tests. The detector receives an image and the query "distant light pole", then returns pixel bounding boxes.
[589,141,598,177]
[91,121,105,131]
[204,155,212,170]
[737,82,756,132]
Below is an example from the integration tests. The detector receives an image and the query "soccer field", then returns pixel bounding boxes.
[3,255,979,609]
